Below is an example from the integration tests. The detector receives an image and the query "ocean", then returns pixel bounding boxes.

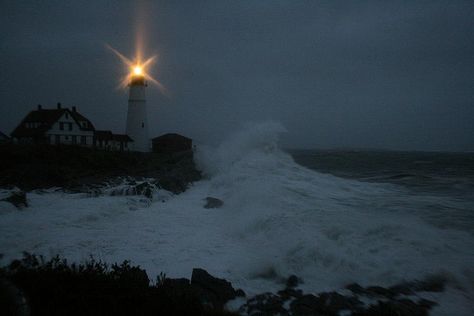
[1,122,473,314]
[291,149,474,233]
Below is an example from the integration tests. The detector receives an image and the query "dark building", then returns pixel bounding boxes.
[10,104,133,151]
[152,133,192,153]
[94,130,133,151]
[0,131,10,144]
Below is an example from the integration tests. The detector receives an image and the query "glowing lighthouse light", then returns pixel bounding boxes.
[133,65,143,76]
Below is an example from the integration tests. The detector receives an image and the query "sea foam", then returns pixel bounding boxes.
[1,121,473,314]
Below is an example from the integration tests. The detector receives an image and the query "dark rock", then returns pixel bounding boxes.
[356,298,436,316]
[286,274,300,288]
[1,190,28,208]
[134,181,154,199]
[243,293,288,316]
[277,288,303,300]
[412,275,446,293]
[317,292,362,314]
[348,275,447,301]
[158,175,187,194]
[204,197,224,209]
[290,292,363,316]
[0,144,202,194]
[347,283,398,298]
[290,294,320,315]
[235,289,246,297]
[191,268,239,308]
[346,283,365,294]
[365,285,396,298]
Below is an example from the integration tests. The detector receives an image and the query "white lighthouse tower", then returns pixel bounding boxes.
[126,70,150,152]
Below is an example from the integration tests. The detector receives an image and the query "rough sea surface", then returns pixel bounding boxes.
[1,122,473,315]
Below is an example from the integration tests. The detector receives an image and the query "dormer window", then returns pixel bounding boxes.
[65,113,69,119]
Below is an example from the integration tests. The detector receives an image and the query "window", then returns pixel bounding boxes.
[69,123,72,131]
[55,135,60,144]
[142,122,144,128]
[72,136,77,144]
[65,136,69,140]
[81,136,86,145]
[65,113,69,119]
[60,122,64,130]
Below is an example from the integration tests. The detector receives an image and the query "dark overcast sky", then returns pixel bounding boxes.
[1,0,473,151]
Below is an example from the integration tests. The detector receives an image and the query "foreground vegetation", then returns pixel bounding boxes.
[0,254,237,316]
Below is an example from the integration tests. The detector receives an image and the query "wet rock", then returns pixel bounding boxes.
[348,275,447,299]
[235,289,246,297]
[158,175,187,194]
[278,288,303,300]
[242,293,288,316]
[204,197,224,209]
[1,190,27,208]
[286,274,301,288]
[392,275,446,294]
[289,292,363,316]
[191,268,241,308]
[108,181,157,199]
[358,298,436,316]
[289,294,320,315]
[134,182,154,199]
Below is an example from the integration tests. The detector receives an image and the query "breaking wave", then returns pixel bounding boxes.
[1,121,473,314]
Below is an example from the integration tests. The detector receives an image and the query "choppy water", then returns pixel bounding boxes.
[291,150,474,233]
[1,122,473,315]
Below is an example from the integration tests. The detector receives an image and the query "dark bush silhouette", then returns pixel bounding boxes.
[0,253,237,316]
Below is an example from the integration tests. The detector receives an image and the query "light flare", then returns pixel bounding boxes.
[106,44,168,96]
[133,66,143,76]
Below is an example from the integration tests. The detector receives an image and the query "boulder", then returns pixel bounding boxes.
[203,197,224,209]
[158,175,187,194]
[242,292,287,316]
[1,190,27,209]
[286,274,301,288]
[134,182,154,199]
[191,268,243,308]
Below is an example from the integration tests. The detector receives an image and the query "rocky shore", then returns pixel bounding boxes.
[0,144,201,204]
[0,254,444,316]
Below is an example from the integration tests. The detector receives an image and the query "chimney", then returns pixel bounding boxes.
[37,104,42,110]
[57,102,61,109]
[72,106,76,112]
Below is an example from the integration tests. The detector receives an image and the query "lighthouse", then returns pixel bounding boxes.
[126,66,150,152]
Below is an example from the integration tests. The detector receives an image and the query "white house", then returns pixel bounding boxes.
[10,103,133,151]
[11,103,95,146]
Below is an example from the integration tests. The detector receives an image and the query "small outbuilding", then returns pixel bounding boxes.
[152,133,192,153]
[94,130,133,151]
